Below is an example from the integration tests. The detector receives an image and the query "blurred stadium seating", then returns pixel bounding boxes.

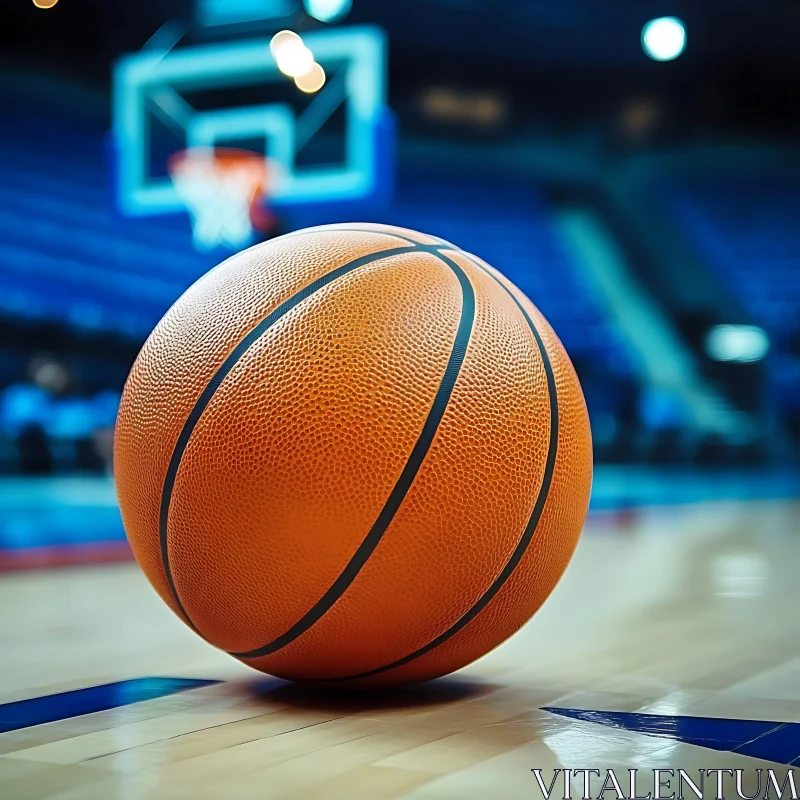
[0,104,651,474]
[0,17,799,481]
[0,113,212,338]
[665,178,800,441]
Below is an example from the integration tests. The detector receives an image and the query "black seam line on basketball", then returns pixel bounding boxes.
[216,233,440,278]
[321,254,559,682]
[158,243,440,628]
[230,250,476,659]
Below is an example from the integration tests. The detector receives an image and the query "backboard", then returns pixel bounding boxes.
[111,21,392,249]
[195,0,299,29]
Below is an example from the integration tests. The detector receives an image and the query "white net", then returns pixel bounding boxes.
[169,148,267,251]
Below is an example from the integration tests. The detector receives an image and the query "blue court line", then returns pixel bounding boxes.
[545,707,800,767]
[0,677,218,734]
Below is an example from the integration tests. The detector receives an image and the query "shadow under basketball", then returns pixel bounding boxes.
[244,674,497,715]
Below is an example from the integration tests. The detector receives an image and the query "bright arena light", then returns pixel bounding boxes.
[32,0,59,7]
[278,45,314,78]
[304,0,352,23]
[295,63,326,94]
[641,17,686,62]
[270,31,314,77]
[706,325,770,363]
[270,31,315,78]
[270,30,301,60]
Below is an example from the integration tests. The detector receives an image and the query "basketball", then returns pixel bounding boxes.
[10,0,800,793]
[113,223,593,687]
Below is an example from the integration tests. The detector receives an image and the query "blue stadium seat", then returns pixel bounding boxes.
[665,179,800,411]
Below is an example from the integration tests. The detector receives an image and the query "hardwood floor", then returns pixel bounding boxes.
[1,499,799,798]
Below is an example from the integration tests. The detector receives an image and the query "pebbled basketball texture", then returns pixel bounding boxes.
[114,223,593,687]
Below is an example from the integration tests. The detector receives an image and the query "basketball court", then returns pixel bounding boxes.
[0,484,800,798]
[2,480,799,798]
[2,0,800,798]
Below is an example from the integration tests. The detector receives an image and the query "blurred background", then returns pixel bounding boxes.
[0,0,798,570]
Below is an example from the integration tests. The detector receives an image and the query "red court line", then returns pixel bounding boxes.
[0,541,133,572]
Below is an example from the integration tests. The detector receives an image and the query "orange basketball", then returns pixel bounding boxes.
[114,223,592,687]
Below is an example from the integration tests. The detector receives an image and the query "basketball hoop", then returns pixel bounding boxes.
[168,148,271,251]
